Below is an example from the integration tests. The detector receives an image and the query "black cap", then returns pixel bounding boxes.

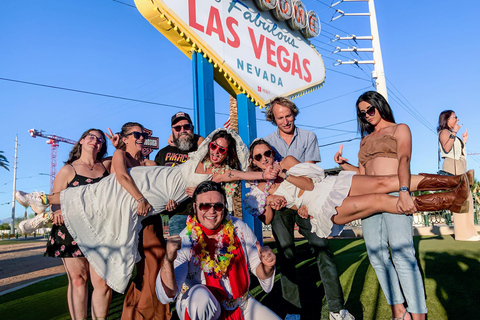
[171,112,193,126]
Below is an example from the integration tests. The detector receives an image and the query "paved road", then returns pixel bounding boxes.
[0,239,64,294]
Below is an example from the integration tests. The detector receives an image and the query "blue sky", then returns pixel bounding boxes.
[1,0,479,221]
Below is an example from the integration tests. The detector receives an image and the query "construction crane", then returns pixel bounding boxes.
[29,128,77,192]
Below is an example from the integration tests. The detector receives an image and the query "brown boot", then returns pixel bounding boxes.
[414,174,470,213]
[417,173,463,191]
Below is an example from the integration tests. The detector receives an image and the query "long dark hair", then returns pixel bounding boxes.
[437,110,454,132]
[65,129,107,164]
[202,129,241,170]
[248,139,274,172]
[356,91,396,137]
[116,122,145,151]
[190,181,228,220]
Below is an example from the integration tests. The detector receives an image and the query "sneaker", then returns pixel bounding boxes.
[15,191,49,214]
[329,309,355,320]
[18,213,51,234]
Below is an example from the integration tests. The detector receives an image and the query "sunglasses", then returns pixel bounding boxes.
[209,142,227,154]
[172,124,193,132]
[358,106,376,120]
[253,150,274,161]
[125,131,148,139]
[85,133,104,144]
[197,202,225,212]
[449,115,458,120]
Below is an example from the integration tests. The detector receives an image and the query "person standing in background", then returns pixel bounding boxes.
[155,112,204,235]
[335,91,427,320]
[438,110,478,241]
[264,97,354,320]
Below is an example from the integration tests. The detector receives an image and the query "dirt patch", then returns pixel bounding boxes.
[0,240,65,293]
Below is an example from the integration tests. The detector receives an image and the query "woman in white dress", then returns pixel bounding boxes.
[244,139,471,238]
[18,128,278,293]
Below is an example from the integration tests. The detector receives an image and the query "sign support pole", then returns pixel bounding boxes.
[237,93,263,244]
[192,52,216,137]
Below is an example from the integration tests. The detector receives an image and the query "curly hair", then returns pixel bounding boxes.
[265,97,299,125]
[65,129,108,164]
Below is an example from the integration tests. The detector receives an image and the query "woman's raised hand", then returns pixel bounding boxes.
[105,128,120,148]
[463,128,468,144]
[334,144,349,165]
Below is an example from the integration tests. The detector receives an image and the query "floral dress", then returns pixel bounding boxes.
[45,165,109,258]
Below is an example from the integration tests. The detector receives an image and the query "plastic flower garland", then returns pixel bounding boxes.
[244,180,274,217]
[186,215,236,277]
[203,159,238,197]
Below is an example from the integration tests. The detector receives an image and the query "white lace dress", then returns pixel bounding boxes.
[60,128,250,293]
[246,163,355,238]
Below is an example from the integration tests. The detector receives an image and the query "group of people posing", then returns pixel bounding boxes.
[16,92,474,320]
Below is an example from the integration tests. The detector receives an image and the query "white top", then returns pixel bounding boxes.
[155,217,275,304]
[246,163,355,238]
[439,134,466,161]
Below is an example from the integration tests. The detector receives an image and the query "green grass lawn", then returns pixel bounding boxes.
[1,235,479,319]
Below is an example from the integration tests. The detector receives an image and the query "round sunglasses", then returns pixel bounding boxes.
[209,142,227,154]
[197,202,225,212]
[253,149,274,161]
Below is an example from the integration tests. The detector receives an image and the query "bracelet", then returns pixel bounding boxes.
[284,171,290,180]
[136,197,147,203]
[261,171,265,179]
[449,134,456,139]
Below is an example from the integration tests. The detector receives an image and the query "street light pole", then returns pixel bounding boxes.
[368,0,388,100]
[10,136,18,234]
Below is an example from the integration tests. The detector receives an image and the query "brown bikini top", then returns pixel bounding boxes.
[358,126,398,167]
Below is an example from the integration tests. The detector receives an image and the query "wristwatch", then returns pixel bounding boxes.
[399,186,410,193]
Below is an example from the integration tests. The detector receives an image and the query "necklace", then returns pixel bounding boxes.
[203,159,238,197]
[186,215,236,277]
[79,159,96,171]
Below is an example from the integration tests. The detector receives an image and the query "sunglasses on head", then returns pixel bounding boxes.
[253,150,274,161]
[125,131,148,139]
[358,106,376,120]
[172,124,193,132]
[86,133,105,144]
[197,202,225,212]
[209,142,227,154]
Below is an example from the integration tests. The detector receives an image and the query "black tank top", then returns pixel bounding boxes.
[67,163,109,188]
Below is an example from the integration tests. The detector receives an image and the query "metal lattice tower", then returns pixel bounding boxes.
[29,129,77,192]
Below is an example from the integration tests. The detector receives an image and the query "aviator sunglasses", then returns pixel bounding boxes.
[172,124,193,132]
[253,150,274,161]
[358,106,376,120]
[125,131,148,139]
[197,202,225,212]
[209,142,227,154]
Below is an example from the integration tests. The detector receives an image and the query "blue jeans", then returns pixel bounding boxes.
[168,215,188,236]
[362,193,427,314]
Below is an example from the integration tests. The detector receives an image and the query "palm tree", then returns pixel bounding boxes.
[229,96,243,219]
[0,151,9,171]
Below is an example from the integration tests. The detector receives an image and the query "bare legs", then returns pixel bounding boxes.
[63,258,111,320]
[348,174,426,197]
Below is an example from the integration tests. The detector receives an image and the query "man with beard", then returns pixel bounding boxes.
[155,112,204,235]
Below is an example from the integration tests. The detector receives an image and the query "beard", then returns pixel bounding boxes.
[173,133,194,151]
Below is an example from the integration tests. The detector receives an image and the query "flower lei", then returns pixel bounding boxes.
[244,180,274,217]
[186,215,236,277]
[203,159,238,197]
